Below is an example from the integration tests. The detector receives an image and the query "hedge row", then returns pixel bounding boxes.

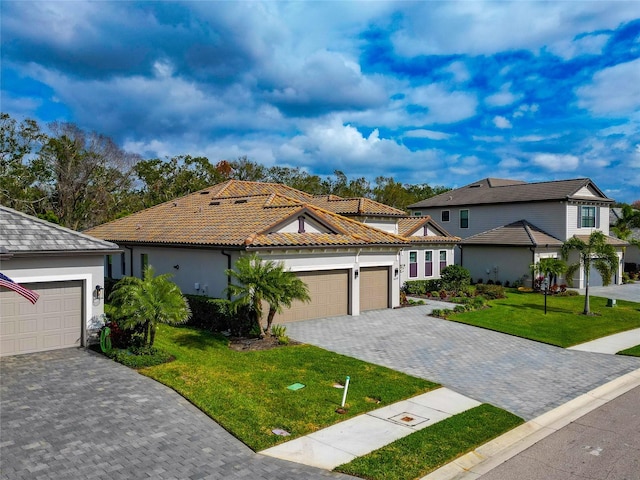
[184,295,254,336]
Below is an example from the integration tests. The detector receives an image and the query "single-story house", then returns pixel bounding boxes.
[0,205,119,356]
[85,180,458,322]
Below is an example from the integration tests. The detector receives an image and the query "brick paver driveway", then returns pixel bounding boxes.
[0,349,353,480]
[287,305,640,420]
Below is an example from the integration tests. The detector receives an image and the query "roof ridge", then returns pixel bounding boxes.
[520,220,538,246]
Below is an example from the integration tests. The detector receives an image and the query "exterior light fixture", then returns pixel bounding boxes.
[354,269,359,279]
[95,285,103,300]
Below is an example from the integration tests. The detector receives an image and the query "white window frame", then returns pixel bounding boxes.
[409,251,418,278]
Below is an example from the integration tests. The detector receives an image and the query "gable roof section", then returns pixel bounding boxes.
[397,216,459,244]
[84,191,407,249]
[308,195,406,217]
[460,220,563,247]
[408,178,613,209]
[0,205,119,255]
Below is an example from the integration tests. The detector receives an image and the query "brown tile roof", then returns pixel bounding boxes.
[573,235,628,247]
[460,220,563,247]
[408,177,613,209]
[308,195,406,216]
[204,180,314,202]
[397,216,459,244]
[84,190,407,249]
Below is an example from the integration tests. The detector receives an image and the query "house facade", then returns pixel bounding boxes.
[0,206,119,356]
[85,181,457,323]
[408,178,626,288]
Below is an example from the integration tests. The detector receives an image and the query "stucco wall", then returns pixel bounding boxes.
[461,246,535,285]
[1,254,107,343]
[399,246,454,285]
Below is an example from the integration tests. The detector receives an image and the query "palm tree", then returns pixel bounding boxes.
[108,265,191,347]
[561,231,619,315]
[225,254,310,336]
[530,257,567,288]
[264,269,311,334]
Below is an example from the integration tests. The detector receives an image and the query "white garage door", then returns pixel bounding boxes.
[0,281,83,356]
[360,267,390,311]
[274,270,349,323]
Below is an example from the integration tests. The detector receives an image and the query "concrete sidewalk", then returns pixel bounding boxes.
[261,388,481,470]
[568,327,640,354]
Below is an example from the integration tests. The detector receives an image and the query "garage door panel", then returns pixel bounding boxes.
[360,267,389,312]
[275,270,349,323]
[0,281,82,356]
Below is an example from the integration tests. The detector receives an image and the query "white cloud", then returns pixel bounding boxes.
[472,135,505,142]
[485,83,521,108]
[532,153,579,172]
[493,116,512,129]
[498,157,523,169]
[513,103,540,118]
[549,32,611,60]
[577,58,640,116]
[443,61,471,83]
[408,84,478,124]
[404,129,453,140]
[389,1,637,56]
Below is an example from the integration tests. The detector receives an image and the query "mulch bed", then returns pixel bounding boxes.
[228,336,301,351]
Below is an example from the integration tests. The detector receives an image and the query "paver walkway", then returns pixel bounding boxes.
[0,349,354,480]
[286,304,640,420]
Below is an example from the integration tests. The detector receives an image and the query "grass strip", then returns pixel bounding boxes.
[141,325,438,451]
[618,345,640,357]
[335,404,523,480]
[447,290,640,347]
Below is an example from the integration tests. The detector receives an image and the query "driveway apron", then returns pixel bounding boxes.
[0,349,354,480]
[286,305,640,420]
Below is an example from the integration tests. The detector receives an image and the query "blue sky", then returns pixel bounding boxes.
[2,1,639,203]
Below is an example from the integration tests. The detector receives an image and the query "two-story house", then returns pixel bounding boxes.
[408,178,627,288]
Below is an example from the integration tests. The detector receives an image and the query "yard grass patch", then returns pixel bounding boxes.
[335,404,523,480]
[618,345,640,357]
[447,290,640,347]
[141,325,438,451]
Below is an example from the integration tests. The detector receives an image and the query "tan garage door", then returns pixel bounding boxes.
[274,270,349,323]
[360,267,389,311]
[0,281,82,356]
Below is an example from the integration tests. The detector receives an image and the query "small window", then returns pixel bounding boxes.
[141,253,148,277]
[580,206,596,228]
[413,212,422,217]
[298,216,306,233]
[409,251,418,278]
[441,210,450,222]
[439,250,447,271]
[460,209,469,229]
[425,251,433,277]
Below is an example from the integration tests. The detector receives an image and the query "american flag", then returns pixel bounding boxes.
[0,272,40,304]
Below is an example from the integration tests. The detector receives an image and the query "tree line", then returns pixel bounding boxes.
[1,113,450,231]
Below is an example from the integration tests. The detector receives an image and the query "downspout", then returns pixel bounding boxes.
[124,245,133,276]
[530,247,536,288]
[221,250,232,300]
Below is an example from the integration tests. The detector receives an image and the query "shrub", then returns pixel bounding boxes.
[472,296,488,309]
[559,284,568,293]
[440,265,471,293]
[106,347,172,368]
[486,279,494,285]
[184,295,254,336]
[439,289,448,299]
[475,284,506,299]
[271,324,290,344]
[453,305,467,313]
[403,279,443,295]
[476,278,483,284]
[558,290,579,296]
[504,280,510,288]
[431,291,440,297]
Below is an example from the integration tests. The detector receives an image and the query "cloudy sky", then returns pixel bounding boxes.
[2,1,639,202]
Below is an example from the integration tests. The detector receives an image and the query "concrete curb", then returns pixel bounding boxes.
[421,367,640,480]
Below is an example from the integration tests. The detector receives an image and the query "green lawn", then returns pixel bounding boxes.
[447,290,640,347]
[335,404,523,480]
[618,345,640,357]
[142,325,438,451]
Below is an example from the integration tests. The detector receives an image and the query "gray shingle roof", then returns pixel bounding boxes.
[408,177,613,209]
[0,205,120,255]
[460,220,563,247]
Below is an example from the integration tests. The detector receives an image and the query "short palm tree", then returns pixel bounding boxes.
[225,254,310,335]
[108,265,191,347]
[561,231,619,314]
[530,257,567,287]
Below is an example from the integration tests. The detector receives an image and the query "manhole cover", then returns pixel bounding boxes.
[388,412,429,427]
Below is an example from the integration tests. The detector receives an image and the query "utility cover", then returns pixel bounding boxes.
[388,412,429,427]
[287,383,305,391]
